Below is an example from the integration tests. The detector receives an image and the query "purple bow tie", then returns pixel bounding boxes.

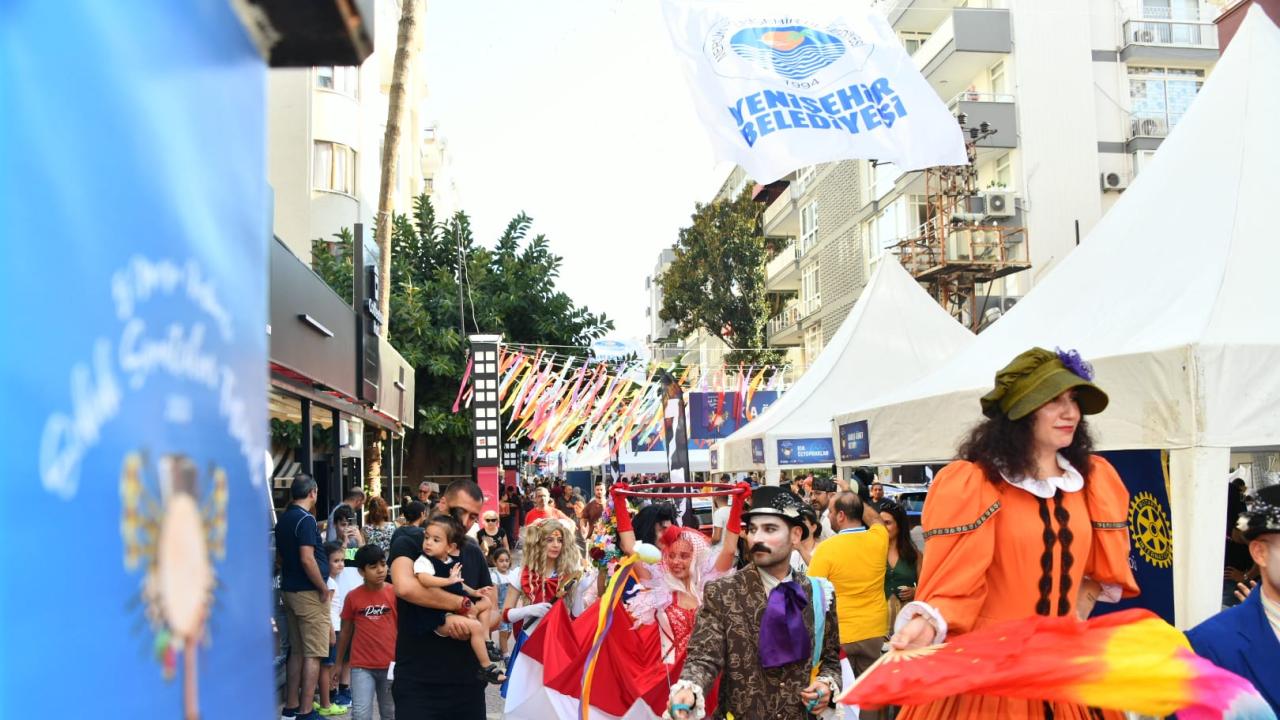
[759,580,809,668]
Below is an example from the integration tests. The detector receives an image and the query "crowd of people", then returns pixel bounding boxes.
[272,346,1280,720]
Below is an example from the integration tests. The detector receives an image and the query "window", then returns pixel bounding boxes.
[1141,0,1200,21]
[867,195,928,260]
[800,201,819,254]
[1129,66,1204,136]
[804,324,824,367]
[988,60,1007,97]
[313,141,356,195]
[801,261,821,316]
[995,153,1013,188]
[899,31,931,55]
[793,165,816,197]
[315,66,358,96]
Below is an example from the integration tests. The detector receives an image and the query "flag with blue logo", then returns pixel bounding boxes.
[663,0,968,181]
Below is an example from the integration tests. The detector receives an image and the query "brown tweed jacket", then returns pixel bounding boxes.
[680,565,842,720]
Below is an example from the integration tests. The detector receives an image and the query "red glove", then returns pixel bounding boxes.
[611,484,633,533]
[725,482,751,535]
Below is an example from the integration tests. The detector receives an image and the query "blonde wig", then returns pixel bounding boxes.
[520,518,585,598]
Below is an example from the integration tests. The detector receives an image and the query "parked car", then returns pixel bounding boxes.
[878,483,929,525]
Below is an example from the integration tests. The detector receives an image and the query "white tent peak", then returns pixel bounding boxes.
[716,257,972,470]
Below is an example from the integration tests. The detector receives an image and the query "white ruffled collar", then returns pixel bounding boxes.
[1000,453,1084,499]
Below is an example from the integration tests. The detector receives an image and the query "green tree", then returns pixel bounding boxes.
[312,195,613,475]
[659,187,783,365]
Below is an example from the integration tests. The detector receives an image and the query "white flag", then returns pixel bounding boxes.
[662,0,968,182]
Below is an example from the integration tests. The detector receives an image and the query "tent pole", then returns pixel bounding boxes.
[1168,446,1229,629]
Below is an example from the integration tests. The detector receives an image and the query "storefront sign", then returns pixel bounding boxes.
[838,419,870,461]
[776,437,835,465]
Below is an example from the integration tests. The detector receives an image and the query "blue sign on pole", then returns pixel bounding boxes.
[751,438,765,464]
[838,420,871,462]
[776,437,835,466]
[1,2,271,716]
[1093,450,1175,625]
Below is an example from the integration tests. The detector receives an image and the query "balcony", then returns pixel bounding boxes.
[913,8,1012,97]
[872,0,970,33]
[948,91,1018,152]
[765,242,802,292]
[762,184,799,239]
[1121,19,1218,65]
[767,299,802,346]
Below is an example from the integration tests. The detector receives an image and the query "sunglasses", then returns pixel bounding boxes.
[484,517,498,522]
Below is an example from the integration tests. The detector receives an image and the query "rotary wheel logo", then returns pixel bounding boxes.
[1129,491,1172,568]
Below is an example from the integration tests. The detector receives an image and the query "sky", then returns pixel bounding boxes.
[421,0,732,344]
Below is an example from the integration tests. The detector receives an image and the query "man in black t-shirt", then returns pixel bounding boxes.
[389,480,493,720]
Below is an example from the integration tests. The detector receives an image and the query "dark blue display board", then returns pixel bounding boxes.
[1095,450,1175,624]
[777,437,836,465]
[1,1,272,716]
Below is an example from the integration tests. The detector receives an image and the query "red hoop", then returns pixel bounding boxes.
[611,482,746,499]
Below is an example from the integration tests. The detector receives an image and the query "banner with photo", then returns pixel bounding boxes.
[688,391,778,440]
[751,438,766,464]
[1,2,272,715]
[662,0,968,182]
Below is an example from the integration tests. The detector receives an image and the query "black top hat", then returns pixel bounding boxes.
[742,486,810,539]
[1238,484,1280,541]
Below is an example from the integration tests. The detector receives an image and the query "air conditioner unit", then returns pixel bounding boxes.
[983,190,1015,218]
[1100,171,1129,192]
[1140,118,1161,136]
[1135,29,1156,42]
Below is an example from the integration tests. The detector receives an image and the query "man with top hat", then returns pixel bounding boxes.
[666,486,842,719]
[1186,483,1280,712]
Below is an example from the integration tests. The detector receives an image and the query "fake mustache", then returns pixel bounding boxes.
[749,543,771,554]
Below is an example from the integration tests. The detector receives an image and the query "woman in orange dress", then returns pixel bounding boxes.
[889,347,1140,719]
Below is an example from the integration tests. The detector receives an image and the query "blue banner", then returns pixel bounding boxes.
[777,437,835,466]
[688,391,778,440]
[1094,450,1174,625]
[751,438,765,464]
[630,429,714,453]
[1,2,271,716]
[838,420,871,461]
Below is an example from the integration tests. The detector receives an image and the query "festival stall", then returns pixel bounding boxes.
[714,258,973,474]
[830,7,1280,629]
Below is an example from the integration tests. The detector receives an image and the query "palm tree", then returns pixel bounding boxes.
[373,0,423,335]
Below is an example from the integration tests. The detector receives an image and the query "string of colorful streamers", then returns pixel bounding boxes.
[451,348,787,458]
[578,553,643,720]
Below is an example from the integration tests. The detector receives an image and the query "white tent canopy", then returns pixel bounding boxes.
[715,258,973,472]
[830,7,1280,628]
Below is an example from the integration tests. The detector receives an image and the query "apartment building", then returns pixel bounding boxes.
[759,0,1221,353]
[646,247,679,360]
[267,0,457,265]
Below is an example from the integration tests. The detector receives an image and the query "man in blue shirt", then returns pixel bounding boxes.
[1187,483,1280,712]
[275,474,332,720]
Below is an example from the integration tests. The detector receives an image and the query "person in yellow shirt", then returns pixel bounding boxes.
[807,490,889,717]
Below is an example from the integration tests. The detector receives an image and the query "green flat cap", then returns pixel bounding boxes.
[980,347,1108,421]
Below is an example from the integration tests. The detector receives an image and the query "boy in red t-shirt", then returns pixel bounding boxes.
[337,545,397,720]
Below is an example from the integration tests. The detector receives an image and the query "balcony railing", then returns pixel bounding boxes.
[765,241,800,282]
[946,91,1015,107]
[802,294,822,318]
[1130,114,1171,139]
[767,299,800,338]
[1123,19,1218,50]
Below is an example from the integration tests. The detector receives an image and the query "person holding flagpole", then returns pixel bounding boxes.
[887,347,1139,719]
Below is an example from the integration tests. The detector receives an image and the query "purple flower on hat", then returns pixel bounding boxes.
[1055,347,1094,381]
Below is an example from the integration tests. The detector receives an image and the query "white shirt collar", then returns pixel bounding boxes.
[759,566,794,596]
[1000,453,1084,499]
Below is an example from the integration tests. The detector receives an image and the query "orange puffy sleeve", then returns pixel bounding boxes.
[1083,455,1140,599]
[914,461,1002,636]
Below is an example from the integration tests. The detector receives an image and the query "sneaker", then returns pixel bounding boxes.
[294,712,319,720]
[280,707,301,720]
[333,689,352,707]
